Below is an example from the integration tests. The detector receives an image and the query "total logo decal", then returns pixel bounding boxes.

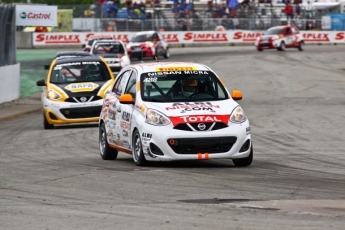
[169,114,230,126]
[20,11,52,20]
[302,33,330,42]
[162,34,179,43]
[65,82,99,93]
[233,32,263,42]
[184,32,228,42]
[36,34,81,44]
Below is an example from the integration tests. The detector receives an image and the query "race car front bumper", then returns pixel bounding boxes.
[139,120,252,161]
[42,97,103,125]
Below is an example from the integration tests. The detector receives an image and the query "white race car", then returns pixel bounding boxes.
[99,62,253,166]
[90,39,130,75]
[255,25,304,51]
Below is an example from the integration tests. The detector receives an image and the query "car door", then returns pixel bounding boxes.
[284,27,295,47]
[119,70,138,149]
[108,69,132,147]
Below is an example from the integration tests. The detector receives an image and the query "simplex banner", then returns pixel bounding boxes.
[32,30,345,46]
[16,5,57,27]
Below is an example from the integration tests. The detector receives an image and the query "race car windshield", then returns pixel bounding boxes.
[140,70,229,102]
[264,28,284,35]
[130,34,154,42]
[50,62,111,84]
[92,43,125,54]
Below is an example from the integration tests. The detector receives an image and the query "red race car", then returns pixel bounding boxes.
[255,25,305,51]
[126,31,170,60]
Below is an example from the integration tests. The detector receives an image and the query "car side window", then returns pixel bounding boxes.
[286,28,292,35]
[125,71,137,99]
[114,70,131,96]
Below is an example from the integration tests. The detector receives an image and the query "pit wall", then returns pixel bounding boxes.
[16,30,345,48]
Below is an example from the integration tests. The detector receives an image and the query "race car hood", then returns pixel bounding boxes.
[129,42,148,47]
[143,99,239,125]
[99,54,122,59]
[261,35,277,41]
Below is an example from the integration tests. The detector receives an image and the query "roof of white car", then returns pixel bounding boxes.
[133,62,211,73]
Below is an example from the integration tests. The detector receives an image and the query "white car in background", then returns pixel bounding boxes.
[255,25,304,51]
[90,40,130,75]
[98,62,253,167]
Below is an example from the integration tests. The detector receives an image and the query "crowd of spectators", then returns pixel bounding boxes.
[96,0,147,19]
[172,1,194,31]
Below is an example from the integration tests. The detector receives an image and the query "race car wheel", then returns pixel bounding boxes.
[43,113,54,129]
[132,129,148,166]
[232,144,253,167]
[164,48,170,58]
[257,47,263,51]
[298,41,304,51]
[278,41,286,51]
[99,123,118,160]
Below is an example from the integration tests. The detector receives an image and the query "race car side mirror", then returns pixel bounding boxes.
[82,44,86,48]
[231,90,242,101]
[119,94,134,105]
[36,79,46,86]
[44,64,50,69]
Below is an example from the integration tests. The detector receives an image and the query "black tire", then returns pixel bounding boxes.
[164,48,170,58]
[99,123,118,160]
[232,144,253,167]
[298,41,304,51]
[132,129,148,166]
[43,113,54,129]
[257,47,263,52]
[278,41,285,51]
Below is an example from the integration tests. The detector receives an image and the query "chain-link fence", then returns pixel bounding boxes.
[0,4,16,67]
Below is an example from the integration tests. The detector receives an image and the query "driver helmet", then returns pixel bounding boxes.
[181,79,198,97]
[88,65,99,78]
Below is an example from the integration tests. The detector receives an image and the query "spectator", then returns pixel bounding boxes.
[172,2,179,13]
[233,15,239,29]
[220,14,231,30]
[284,2,294,21]
[173,12,184,31]
[184,14,193,30]
[306,19,314,30]
[295,3,302,18]
[153,0,161,8]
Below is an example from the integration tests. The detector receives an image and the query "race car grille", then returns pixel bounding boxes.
[64,96,102,103]
[60,106,102,119]
[260,43,271,47]
[173,122,228,131]
[168,137,237,154]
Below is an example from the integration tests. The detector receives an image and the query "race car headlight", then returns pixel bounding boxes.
[121,55,129,63]
[146,42,154,47]
[126,44,131,49]
[230,106,247,123]
[146,109,171,126]
[47,89,62,100]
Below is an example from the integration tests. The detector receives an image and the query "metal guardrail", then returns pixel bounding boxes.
[0,4,16,67]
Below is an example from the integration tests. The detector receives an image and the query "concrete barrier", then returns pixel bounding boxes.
[0,63,20,103]
[16,32,33,49]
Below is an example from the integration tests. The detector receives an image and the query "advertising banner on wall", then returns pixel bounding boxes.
[32,31,345,46]
[16,5,57,26]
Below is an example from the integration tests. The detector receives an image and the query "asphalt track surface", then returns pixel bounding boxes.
[1,45,345,230]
